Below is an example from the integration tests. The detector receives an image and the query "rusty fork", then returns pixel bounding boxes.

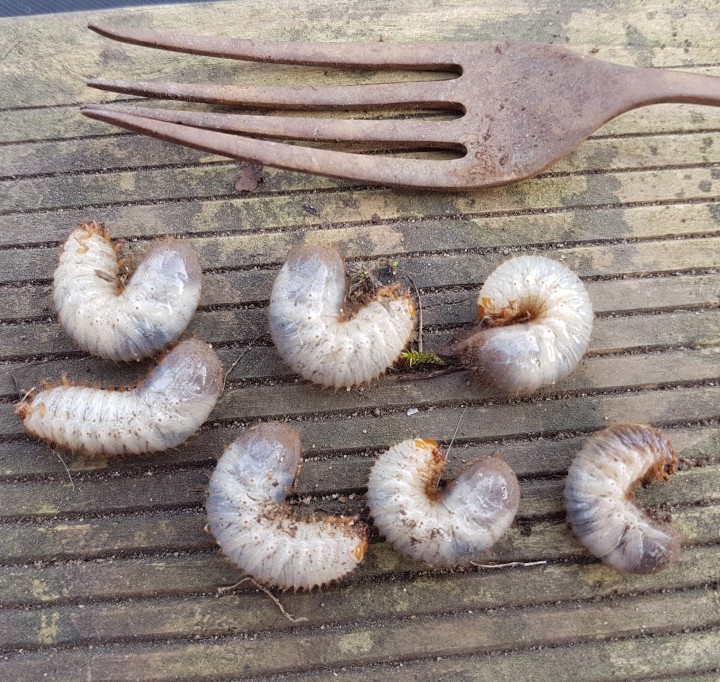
[82,23,720,191]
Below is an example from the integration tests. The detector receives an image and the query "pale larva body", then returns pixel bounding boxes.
[18,339,223,456]
[366,438,520,567]
[456,255,593,394]
[54,221,202,361]
[207,423,368,590]
[268,245,415,388]
[564,423,680,574]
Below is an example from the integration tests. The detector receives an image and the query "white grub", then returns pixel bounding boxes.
[268,245,415,388]
[366,438,520,567]
[54,221,202,361]
[564,423,680,574]
[207,423,368,590]
[455,255,593,394]
[17,339,223,456]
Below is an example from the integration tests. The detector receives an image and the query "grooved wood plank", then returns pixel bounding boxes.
[0,587,718,681]
[3,392,717,476]
[2,270,718,346]
[0,510,211,563]
[213,347,720,420]
[0,521,717,609]
[2,310,716,405]
[1,1,719,679]
[1,0,719,110]
[1,385,717,512]
[1,130,718,202]
[643,674,720,682]
[1,233,719,347]
[2,204,720,299]
[4,345,719,436]
[2,401,718,479]
[2,292,717,367]
[118,221,720,279]
[0,502,716,654]
[0,469,716,565]
[1,165,719,251]
[0,450,716,523]
[294,628,720,682]
[0,312,720,435]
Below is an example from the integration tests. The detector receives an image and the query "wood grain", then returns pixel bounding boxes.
[0,0,718,679]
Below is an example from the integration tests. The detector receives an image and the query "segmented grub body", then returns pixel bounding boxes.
[17,339,223,456]
[366,438,520,566]
[207,423,368,590]
[456,255,593,394]
[268,245,415,388]
[54,221,202,361]
[564,423,680,573]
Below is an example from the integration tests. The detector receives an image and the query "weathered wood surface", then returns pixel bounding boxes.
[0,0,718,680]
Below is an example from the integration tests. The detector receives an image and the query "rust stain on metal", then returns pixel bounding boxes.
[82,23,720,190]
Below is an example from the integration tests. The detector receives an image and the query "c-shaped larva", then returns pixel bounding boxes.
[454,255,593,394]
[54,221,202,361]
[207,423,368,590]
[268,245,416,388]
[17,339,223,456]
[366,438,520,567]
[564,423,680,573]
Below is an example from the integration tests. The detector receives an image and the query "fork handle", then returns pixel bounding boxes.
[630,67,720,107]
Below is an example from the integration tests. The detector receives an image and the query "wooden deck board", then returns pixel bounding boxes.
[0,0,718,679]
[1,167,719,252]
[3,588,720,681]
[3,129,719,192]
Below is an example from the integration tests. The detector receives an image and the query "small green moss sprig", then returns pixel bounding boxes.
[399,349,446,368]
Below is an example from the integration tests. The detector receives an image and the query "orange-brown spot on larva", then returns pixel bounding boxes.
[74,235,91,255]
[34,402,47,418]
[415,438,445,463]
[431,446,445,464]
[73,221,110,254]
[406,296,416,319]
[645,443,679,482]
[115,256,130,270]
[114,255,132,295]
[481,297,536,327]
[78,220,110,240]
[381,288,414,331]
[353,539,369,561]
[375,284,409,303]
[478,296,494,319]
[342,283,413,321]
[414,440,446,500]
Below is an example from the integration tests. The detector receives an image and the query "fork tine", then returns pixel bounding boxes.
[89,23,459,70]
[81,103,462,148]
[79,106,468,189]
[87,78,459,110]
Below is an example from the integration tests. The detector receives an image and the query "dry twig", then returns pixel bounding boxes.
[217,577,309,623]
[470,560,548,569]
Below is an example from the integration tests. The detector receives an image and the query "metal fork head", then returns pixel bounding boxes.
[82,24,720,190]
